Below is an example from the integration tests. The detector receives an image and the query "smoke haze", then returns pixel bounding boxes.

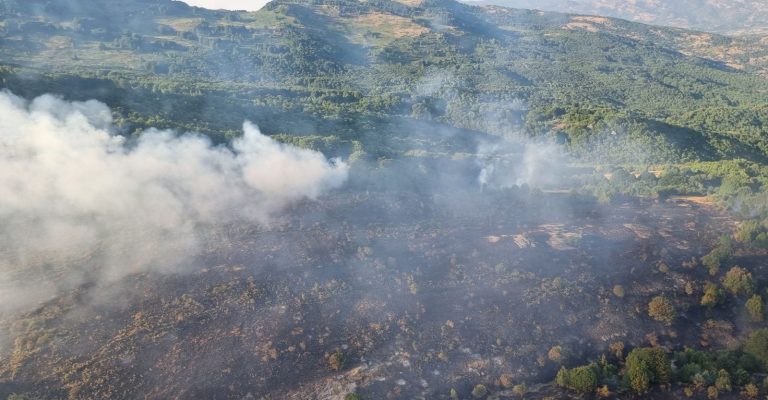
[0,91,348,312]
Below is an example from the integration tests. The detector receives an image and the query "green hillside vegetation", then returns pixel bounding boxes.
[3,0,768,165]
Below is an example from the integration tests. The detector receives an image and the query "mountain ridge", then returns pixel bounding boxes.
[466,0,768,35]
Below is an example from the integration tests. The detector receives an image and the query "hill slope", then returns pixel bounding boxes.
[2,0,768,163]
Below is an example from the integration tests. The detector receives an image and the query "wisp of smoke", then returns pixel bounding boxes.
[476,139,567,189]
[0,91,348,311]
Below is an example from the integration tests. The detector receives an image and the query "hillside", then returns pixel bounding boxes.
[466,0,768,35]
[2,0,768,164]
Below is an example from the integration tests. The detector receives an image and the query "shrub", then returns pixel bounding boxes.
[548,345,565,363]
[328,349,345,371]
[471,384,488,398]
[714,369,731,392]
[609,341,625,359]
[499,373,514,388]
[512,383,527,396]
[613,285,625,298]
[685,281,695,295]
[742,383,759,398]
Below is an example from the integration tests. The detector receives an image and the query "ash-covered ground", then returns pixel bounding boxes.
[0,168,745,399]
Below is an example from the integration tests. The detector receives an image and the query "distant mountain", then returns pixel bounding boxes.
[466,0,768,34]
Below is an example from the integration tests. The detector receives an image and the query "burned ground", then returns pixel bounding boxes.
[0,182,757,400]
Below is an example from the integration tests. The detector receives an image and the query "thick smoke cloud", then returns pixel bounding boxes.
[0,91,348,311]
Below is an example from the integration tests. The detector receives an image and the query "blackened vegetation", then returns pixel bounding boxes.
[2,168,764,400]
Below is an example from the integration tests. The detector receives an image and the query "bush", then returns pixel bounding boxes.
[735,220,762,243]
[548,345,565,363]
[499,373,516,388]
[742,383,759,398]
[328,349,345,371]
[344,394,362,400]
[613,285,625,298]
[512,383,527,396]
[648,296,676,325]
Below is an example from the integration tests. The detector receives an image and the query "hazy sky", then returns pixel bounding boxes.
[180,0,268,11]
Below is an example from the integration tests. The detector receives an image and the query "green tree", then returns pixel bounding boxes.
[648,296,676,325]
[555,364,598,393]
[714,369,732,392]
[746,294,765,322]
[701,283,724,308]
[735,220,761,244]
[624,348,671,393]
[626,358,651,393]
[746,329,768,368]
[702,236,733,276]
[722,266,755,296]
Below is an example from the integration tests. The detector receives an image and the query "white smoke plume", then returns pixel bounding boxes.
[477,140,567,189]
[0,91,348,311]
